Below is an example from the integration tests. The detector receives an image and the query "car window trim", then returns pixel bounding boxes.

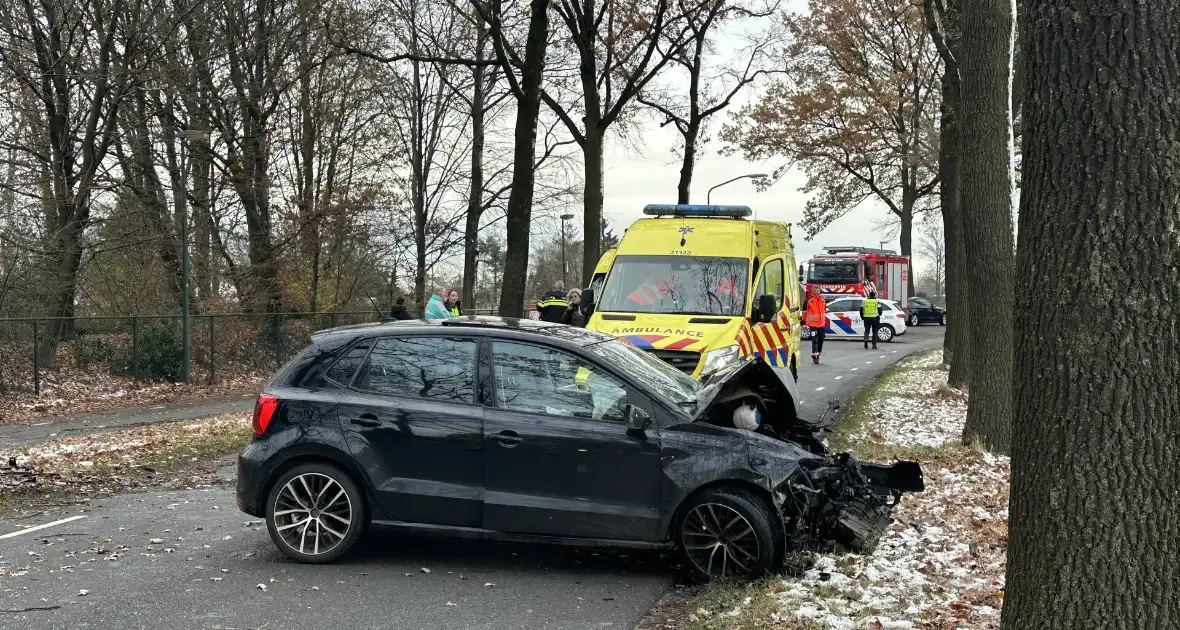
[349,333,482,406]
[486,338,632,424]
[319,338,376,389]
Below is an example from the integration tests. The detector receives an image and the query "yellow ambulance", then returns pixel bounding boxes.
[583,204,803,386]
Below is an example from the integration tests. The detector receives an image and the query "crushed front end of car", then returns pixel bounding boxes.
[775,453,924,553]
[695,359,925,554]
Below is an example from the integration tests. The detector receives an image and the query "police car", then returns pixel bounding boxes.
[801,297,908,343]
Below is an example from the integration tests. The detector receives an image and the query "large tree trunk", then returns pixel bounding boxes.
[1002,3,1180,629]
[580,122,604,285]
[497,0,550,317]
[956,0,1014,454]
[898,200,915,297]
[939,67,969,388]
[676,120,700,204]
[462,19,488,310]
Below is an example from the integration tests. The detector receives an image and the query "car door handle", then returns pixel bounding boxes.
[492,430,522,447]
[350,414,380,428]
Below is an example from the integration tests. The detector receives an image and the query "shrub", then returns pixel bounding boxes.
[111,324,183,382]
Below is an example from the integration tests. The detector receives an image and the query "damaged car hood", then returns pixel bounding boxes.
[691,358,796,422]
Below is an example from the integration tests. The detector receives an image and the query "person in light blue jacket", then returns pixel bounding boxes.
[424,287,453,320]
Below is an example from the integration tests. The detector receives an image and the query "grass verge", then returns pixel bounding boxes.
[0,413,250,519]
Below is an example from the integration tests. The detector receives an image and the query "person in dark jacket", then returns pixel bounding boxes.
[536,281,569,323]
[446,289,462,317]
[390,297,412,320]
[562,288,586,327]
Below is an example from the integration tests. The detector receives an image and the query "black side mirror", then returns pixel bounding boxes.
[580,288,596,317]
[625,404,652,431]
[798,264,805,283]
[756,294,777,323]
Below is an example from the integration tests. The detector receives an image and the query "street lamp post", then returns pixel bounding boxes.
[706,173,769,205]
[177,128,210,384]
[560,213,574,286]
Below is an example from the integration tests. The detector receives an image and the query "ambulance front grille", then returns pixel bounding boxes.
[647,349,701,374]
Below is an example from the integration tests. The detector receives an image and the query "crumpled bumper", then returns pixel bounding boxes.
[776,454,925,553]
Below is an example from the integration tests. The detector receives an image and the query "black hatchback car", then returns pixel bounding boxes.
[237,317,922,579]
[905,297,947,326]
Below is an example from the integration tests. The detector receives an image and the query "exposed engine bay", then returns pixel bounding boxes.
[697,360,925,554]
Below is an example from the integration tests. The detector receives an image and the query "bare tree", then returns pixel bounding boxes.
[0,0,183,364]
[638,0,779,203]
[542,0,691,282]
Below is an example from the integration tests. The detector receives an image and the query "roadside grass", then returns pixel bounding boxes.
[0,413,250,519]
[651,349,963,630]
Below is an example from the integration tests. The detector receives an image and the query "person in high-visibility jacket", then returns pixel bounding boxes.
[803,286,828,364]
[860,286,881,350]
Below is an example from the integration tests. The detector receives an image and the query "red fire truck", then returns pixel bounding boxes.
[801,246,910,306]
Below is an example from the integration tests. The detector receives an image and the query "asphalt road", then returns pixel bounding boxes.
[0,326,944,630]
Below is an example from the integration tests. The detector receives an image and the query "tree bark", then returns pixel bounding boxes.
[462,19,488,310]
[496,0,550,317]
[898,200,914,297]
[1002,3,1180,629]
[677,120,700,204]
[957,0,1014,453]
[581,124,604,282]
[940,69,969,389]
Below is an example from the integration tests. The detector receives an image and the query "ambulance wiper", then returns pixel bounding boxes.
[677,311,729,316]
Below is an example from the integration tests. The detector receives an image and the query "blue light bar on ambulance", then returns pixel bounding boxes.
[642,204,753,218]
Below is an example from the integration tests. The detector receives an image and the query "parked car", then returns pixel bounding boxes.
[905,297,947,326]
[236,317,923,579]
[801,297,908,343]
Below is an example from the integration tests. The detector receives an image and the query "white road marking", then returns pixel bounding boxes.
[815,386,826,392]
[834,375,844,380]
[0,515,87,540]
[892,350,898,354]
[865,361,873,364]
[879,355,887,359]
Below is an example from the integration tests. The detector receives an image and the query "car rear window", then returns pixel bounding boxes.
[355,336,477,403]
[323,341,372,386]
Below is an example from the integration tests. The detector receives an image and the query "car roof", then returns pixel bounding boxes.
[310,315,616,346]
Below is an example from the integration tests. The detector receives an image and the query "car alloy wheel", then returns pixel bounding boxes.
[877,325,895,343]
[676,487,781,581]
[682,504,762,579]
[909,313,920,326]
[266,463,367,563]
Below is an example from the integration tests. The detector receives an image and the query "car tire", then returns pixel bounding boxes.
[790,356,798,382]
[908,313,920,327]
[675,486,783,581]
[877,325,895,343]
[939,313,947,326]
[265,462,368,564]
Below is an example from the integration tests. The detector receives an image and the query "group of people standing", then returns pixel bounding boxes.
[535,281,586,327]
[802,285,882,364]
[395,283,587,326]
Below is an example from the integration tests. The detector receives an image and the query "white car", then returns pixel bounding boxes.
[801,297,908,343]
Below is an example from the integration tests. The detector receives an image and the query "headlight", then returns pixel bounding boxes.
[701,344,741,376]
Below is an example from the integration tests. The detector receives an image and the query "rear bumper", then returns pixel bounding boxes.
[235,441,268,517]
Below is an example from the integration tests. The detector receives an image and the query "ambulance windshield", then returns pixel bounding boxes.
[596,255,749,316]
[808,261,861,284]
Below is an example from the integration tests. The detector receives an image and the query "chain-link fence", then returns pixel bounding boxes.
[0,309,481,395]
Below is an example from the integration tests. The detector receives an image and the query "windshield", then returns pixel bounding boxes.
[808,261,861,284]
[597,255,749,316]
[584,338,699,407]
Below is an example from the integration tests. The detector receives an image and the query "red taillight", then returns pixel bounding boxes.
[252,394,280,436]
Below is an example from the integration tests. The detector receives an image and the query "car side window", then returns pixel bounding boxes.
[879,302,894,311]
[324,341,372,386]
[842,299,864,313]
[756,259,785,309]
[911,297,928,308]
[490,341,629,422]
[355,336,477,403]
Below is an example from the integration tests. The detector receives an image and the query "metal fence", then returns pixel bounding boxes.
[0,309,494,395]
